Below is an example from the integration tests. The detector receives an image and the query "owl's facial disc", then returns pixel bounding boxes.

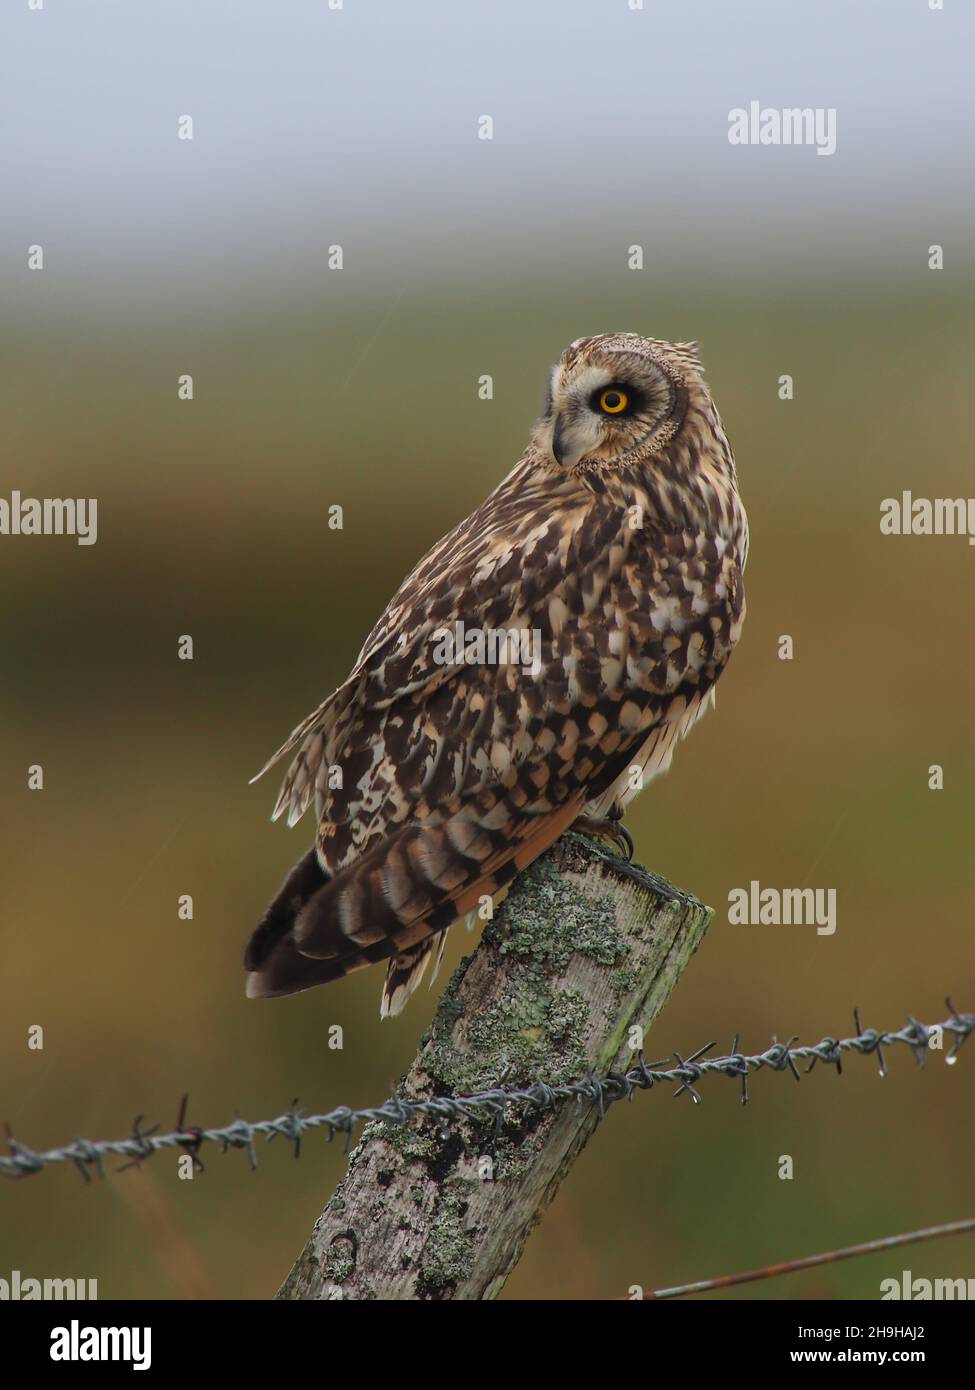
[543,352,679,470]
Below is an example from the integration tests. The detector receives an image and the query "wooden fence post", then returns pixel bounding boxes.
[276,830,712,1300]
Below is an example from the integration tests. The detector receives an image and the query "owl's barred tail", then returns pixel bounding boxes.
[244,799,583,1009]
[245,822,502,1004]
[244,848,446,1012]
[243,848,336,997]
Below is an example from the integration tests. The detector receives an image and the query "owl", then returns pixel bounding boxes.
[245,333,748,1016]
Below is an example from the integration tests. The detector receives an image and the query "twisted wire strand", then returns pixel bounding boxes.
[2,1002,969,1183]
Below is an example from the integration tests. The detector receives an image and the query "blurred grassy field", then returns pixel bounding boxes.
[1,274,973,1299]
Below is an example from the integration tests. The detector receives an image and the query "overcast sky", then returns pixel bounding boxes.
[3,0,972,314]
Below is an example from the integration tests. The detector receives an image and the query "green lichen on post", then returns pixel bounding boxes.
[382,1124,436,1163]
[481,1114,552,1183]
[416,842,634,1095]
[610,967,639,999]
[489,846,630,972]
[323,1241,355,1284]
[415,1179,479,1298]
[424,984,593,1095]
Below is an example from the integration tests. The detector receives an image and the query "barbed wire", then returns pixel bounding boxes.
[2,1000,970,1183]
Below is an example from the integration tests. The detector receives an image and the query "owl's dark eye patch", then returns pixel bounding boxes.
[591,384,639,417]
[541,369,557,418]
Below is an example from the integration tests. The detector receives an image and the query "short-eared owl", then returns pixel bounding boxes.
[245,333,748,1016]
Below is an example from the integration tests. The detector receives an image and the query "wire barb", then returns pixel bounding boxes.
[1,1003,970,1183]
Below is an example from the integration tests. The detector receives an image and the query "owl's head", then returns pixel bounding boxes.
[534,333,706,472]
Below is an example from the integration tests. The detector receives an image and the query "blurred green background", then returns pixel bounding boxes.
[1,0,973,1300]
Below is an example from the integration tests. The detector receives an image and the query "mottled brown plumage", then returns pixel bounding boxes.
[245,333,748,1015]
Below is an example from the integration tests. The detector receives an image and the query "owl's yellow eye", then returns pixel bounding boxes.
[598,387,629,415]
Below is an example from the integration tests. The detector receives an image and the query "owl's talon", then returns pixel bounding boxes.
[574,815,634,862]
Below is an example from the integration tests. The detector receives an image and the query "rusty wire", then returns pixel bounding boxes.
[641,1216,975,1299]
[1,1000,970,1183]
